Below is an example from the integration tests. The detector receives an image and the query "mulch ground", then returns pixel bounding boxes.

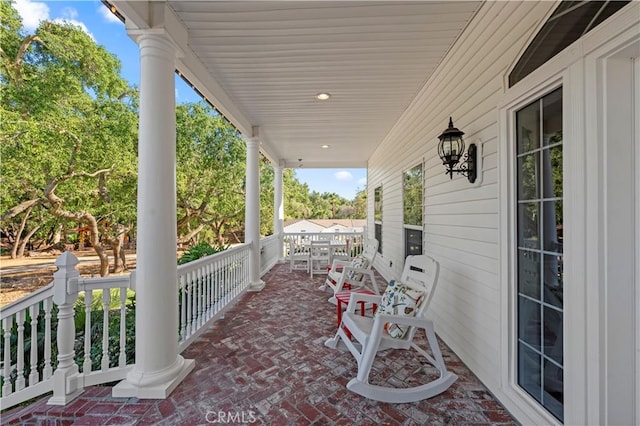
[0,250,136,306]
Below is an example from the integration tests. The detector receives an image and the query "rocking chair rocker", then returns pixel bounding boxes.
[324,254,457,403]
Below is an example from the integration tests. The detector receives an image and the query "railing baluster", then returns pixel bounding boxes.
[215,259,220,313]
[186,272,193,336]
[210,262,215,314]
[15,311,25,391]
[197,267,203,328]
[191,271,198,334]
[233,253,238,297]
[2,316,13,396]
[42,298,52,380]
[206,263,212,319]
[119,287,127,367]
[101,290,110,371]
[84,290,93,374]
[179,275,186,340]
[29,305,39,385]
[224,262,230,304]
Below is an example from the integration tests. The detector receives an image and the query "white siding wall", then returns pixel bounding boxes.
[367,0,553,412]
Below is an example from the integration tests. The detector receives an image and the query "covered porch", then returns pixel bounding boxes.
[2,1,639,424]
[2,263,515,425]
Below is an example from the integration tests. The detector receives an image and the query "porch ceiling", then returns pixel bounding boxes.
[116,1,482,168]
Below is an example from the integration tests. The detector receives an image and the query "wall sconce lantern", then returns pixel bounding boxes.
[437,117,477,183]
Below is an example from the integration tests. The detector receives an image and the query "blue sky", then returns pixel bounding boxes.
[14,0,367,200]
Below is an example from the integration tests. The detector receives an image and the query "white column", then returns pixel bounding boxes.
[245,134,265,291]
[113,32,194,399]
[274,161,285,261]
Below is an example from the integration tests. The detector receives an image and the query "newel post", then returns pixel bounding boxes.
[48,252,83,405]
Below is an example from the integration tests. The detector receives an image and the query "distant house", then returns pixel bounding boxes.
[284,219,365,234]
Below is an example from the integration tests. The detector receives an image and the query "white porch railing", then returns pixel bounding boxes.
[0,252,135,409]
[0,238,277,410]
[284,231,365,260]
[260,233,282,276]
[177,243,251,351]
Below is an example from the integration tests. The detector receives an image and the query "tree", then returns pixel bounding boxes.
[0,4,138,274]
[259,157,274,236]
[353,189,367,218]
[283,169,312,219]
[175,103,246,245]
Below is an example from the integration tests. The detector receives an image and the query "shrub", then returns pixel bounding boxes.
[178,241,228,265]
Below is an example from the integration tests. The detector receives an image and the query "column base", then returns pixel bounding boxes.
[112,357,195,399]
[247,280,265,292]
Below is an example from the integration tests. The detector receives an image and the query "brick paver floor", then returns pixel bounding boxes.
[2,263,518,425]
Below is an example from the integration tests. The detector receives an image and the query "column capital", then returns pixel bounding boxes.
[129,29,182,59]
[243,134,260,149]
[125,2,187,57]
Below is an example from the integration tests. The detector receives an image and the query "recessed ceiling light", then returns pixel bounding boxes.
[316,93,331,101]
[321,145,329,149]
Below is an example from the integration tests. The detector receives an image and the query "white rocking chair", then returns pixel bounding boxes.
[324,254,457,403]
[320,238,379,304]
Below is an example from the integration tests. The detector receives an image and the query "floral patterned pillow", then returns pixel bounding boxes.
[376,280,424,338]
[346,255,369,281]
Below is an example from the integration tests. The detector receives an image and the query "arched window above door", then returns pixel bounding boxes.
[509,1,630,87]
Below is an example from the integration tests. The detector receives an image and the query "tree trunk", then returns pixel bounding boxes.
[111,231,127,273]
[17,225,40,258]
[11,206,32,259]
[52,223,62,244]
[45,179,110,276]
[214,220,226,246]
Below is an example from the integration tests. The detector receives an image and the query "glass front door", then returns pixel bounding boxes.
[515,87,564,422]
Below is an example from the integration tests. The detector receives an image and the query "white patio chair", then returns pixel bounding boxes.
[324,254,457,403]
[320,238,379,304]
[309,240,331,278]
[288,239,310,272]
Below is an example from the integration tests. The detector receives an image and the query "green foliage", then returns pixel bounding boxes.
[0,291,136,393]
[0,2,138,266]
[72,291,136,373]
[0,0,366,260]
[177,241,229,265]
[403,164,423,226]
[176,103,246,245]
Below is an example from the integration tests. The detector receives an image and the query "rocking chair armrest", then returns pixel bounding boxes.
[342,266,370,275]
[346,293,381,313]
[329,259,351,272]
[342,269,379,294]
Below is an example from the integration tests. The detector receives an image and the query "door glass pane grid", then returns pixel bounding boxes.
[515,88,563,422]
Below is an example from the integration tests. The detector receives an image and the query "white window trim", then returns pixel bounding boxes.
[498,4,639,425]
[402,160,425,261]
[402,161,424,229]
[403,224,422,231]
[499,76,566,426]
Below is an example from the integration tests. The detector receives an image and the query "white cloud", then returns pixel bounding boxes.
[357,177,367,186]
[334,171,353,181]
[14,1,95,40]
[60,6,78,20]
[52,18,95,41]
[14,0,49,31]
[98,4,123,24]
